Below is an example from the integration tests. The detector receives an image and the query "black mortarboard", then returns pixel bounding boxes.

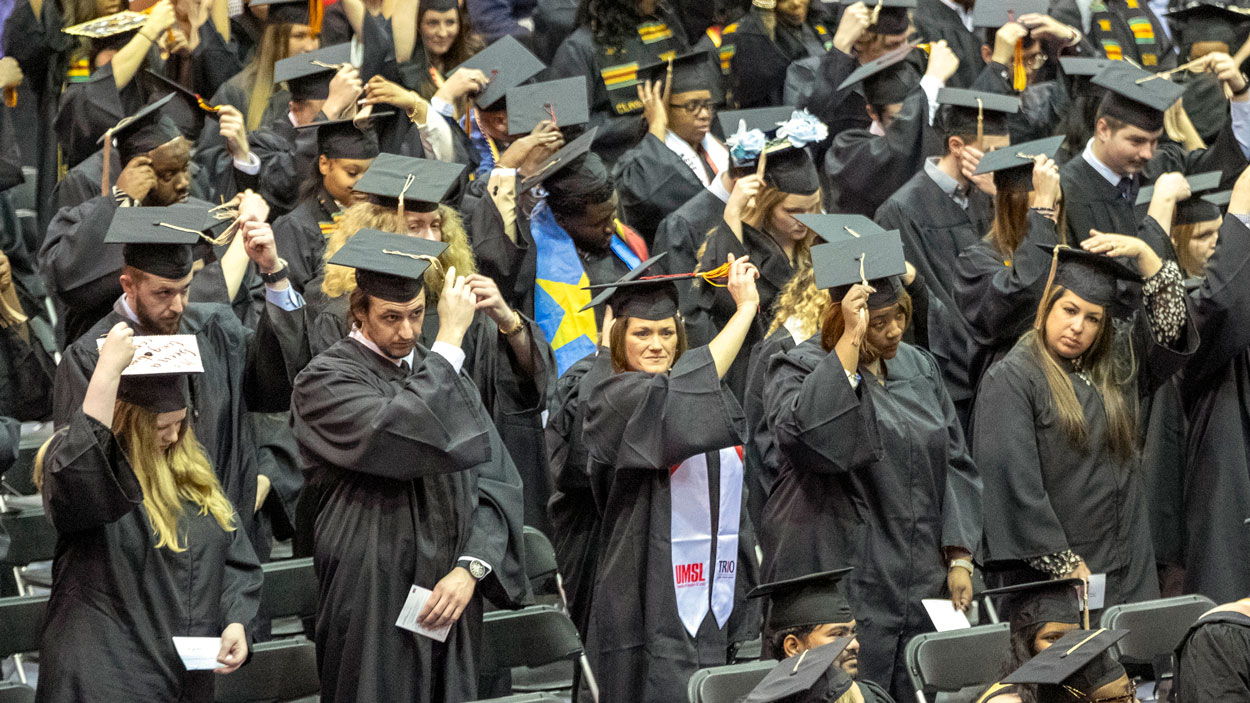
[805,215,908,307]
[1167,1,1246,56]
[351,153,465,213]
[972,134,1066,190]
[1040,245,1143,310]
[100,93,185,165]
[138,70,221,140]
[837,42,921,105]
[1138,171,1225,224]
[327,229,448,302]
[749,568,856,629]
[1003,629,1129,693]
[937,88,1020,138]
[63,10,146,38]
[981,579,1084,631]
[522,127,602,192]
[764,146,821,196]
[250,0,323,26]
[741,640,857,703]
[105,206,209,280]
[1093,62,1184,132]
[1059,57,1114,99]
[840,0,916,34]
[579,254,678,320]
[455,35,546,110]
[1135,170,1221,205]
[718,106,796,136]
[1202,189,1232,207]
[294,117,383,159]
[506,77,591,135]
[419,0,459,11]
[972,0,1048,28]
[114,336,202,414]
[637,50,719,96]
[274,43,351,100]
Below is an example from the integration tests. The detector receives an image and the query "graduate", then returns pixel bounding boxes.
[614,50,728,247]
[724,0,833,109]
[1001,629,1135,703]
[972,241,1194,608]
[1174,596,1250,702]
[876,88,1018,427]
[581,253,763,703]
[749,568,896,703]
[822,41,954,218]
[34,329,261,703]
[975,579,1085,703]
[455,35,547,180]
[1052,57,1113,164]
[1165,1,1249,145]
[761,218,980,701]
[290,230,528,703]
[740,639,874,703]
[914,0,982,88]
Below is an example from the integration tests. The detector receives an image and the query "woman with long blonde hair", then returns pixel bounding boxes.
[34,322,261,703]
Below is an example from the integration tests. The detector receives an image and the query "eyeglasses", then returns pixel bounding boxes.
[1024,52,1049,70]
[1084,680,1137,703]
[670,99,716,115]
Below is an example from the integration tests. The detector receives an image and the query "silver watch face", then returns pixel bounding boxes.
[469,560,486,579]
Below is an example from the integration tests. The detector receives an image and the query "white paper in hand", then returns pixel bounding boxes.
[172,636,222,670]
[396,585,453,642]
[95,335,204,375]
[1086,573,1107,610]
[922,598,972,631]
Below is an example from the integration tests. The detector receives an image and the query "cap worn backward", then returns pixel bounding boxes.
[455,34,546,109]
[506,77,591,136]
[742,639,857,703]
[351,153,466,212]
[327,229,449,302]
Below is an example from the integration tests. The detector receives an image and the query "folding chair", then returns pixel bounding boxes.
[687,660,776,703]
[905,623,1011,703]
[472,694,566,703]
[212,638,319,703]
[0,682,35,703]
[482,605,599,699]
[522,526,561,602]
[0,593,48,687]
[0,506,56,595]
[259,557,317,636]
[1101,595,1216,666]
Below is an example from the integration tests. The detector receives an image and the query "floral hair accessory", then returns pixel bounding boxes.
[726,120,767,163]
[776,109,829,148]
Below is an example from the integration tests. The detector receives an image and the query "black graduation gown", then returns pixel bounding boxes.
[798,48,872,142]
[55,60,160,170]
[50,148,121,215]
[0,416,17,477]
[913,0,982,88]
[613,133,713,248]
[583,347,761,703]
[272,189,339,295]
[197,69,290,156]
[728,10,829,109]
[741,327,796,526]
[52,298,307,546]
[823,89,939,218]
[877,168,992,415]
[36,410,262,703]
[761,339,980,701]
[971,306,1195,609]
[291,337,530,703]
[1174,607,1250,703]
[1176,215,1250,603]
[653,187,725,313]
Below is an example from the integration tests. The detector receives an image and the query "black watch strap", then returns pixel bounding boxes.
[261,259,289,284]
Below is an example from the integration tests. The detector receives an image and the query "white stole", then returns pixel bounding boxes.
[664,131,730,187]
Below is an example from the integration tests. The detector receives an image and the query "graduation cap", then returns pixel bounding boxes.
[1058,57,1115,99]
[717,106,796,137]
[294,116,384,160]
[1037,245,1143,311]
[506,77,590,136]
[972,134,1066,190]
[840,0,916,34]
[1093,62,1184,132]
[1167,1,1249,56]
[453,35,545,110]
[579,254,679,320]
[521,127,605,193]
[1202,189,1232,208]
[1003,629,1129,699]
[1135,170,1224,224]
[99,93,184,164]
[741,640,857,703]
[351,153,465,214]
[837,42,922,106]
[637,50,719,97]
[274,43,352,101]
[327,229,449,303]
[937,88,1020,143]
[724,114,824,195]
[105,205,218,280]
[804,215,908,306]
[981,579,1084,631]
[971,0,1049,28]
[115,336,202,413]
[748,568,856,630]
[62,10,146,37]
[250,0,325,31]
[138,71,221,143]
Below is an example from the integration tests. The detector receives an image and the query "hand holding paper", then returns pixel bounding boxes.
[215,623,248,674]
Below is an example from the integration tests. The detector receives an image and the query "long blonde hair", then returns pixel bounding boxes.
[246,23,301,131]
[693,186,822,278]
[765,261,831,339]
[34,403,235,552]
[320,202,476,302]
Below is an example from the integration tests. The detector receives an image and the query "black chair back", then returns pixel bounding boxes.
[1102,595,1217,665]
[687,660,775,703]
[905,622,1011,703]
[212,638,319,702]
[259,557,318,621]
[0,594,48,658]
[482,605,584,671]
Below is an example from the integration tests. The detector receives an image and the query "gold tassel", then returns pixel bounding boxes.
[1032,244,1066,332]
[1013,40,1027,91]
[975,97,984,149]
[397,173,416,220]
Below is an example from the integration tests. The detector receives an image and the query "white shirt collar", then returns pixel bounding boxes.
[118,295,140,325]
[1082,138,1125,187]
[937,0,976,31]
[349,327,415,368]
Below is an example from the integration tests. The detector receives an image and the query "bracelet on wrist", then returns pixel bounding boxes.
[499,310,525,337]
[949,558,974,574]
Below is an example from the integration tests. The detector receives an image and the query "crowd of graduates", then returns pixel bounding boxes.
[1,0,1250,699]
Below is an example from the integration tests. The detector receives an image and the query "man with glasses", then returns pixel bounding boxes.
[614,50,729,247]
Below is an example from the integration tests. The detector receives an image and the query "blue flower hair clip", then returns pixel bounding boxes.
[726,120,767,163]
[775,109,829,148]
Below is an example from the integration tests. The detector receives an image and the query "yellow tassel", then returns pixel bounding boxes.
[1013,40,1027,91]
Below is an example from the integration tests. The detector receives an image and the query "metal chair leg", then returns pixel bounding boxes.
[579,653,600,703]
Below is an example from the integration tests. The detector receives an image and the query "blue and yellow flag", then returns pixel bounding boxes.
[531,203,603,376]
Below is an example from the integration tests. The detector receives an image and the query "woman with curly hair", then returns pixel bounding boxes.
[548,0,691,164]
[974,579,1084,703]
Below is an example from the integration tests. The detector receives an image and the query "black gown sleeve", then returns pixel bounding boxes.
[1184,214,1250,382]
[220,510,263,630]
[1175,613,1250,703]
[465,183,534,315]
[41,410,144,534]
[954,212,1058,346]
[798,48,863,132]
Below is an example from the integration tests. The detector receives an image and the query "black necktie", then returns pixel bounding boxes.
[400,359,411,374]
[1117,176,1137,202]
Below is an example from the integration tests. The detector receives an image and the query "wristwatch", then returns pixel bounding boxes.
[261,259,289,284]
[457,558,488,580]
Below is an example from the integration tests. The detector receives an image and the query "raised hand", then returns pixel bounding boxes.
[217,105,250,161]
[637,77,669,140]
[925,40,960,83]
[115,155,157,202]
[435,266,477,348]
[832,1,871,54]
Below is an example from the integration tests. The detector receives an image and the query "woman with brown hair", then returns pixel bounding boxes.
[35,322,261,702]
[761,220,980,701]
[972,232,1194,610]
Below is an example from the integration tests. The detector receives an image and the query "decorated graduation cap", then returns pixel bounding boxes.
[748,568,856,629]
[63,10,146,48]
[741,639,857,703]
[972,0,1048,28]
[981,579,1084,631]
[522,127,608,194]
[114,336,203,413]
[294,116,384,159]
[351,153,465,214]
[274,43,351,100]
[937,88,1020,144]
[717,106,796,137]
[837,42,922,106]
[1036,245,1143,312]
[327,229,448,302]
[104,205,219,280]
[804,214,908,307]
[1166,1,1249,57]
[1135,170,1223,224]
[250,0,325,33]
[1003,629,1129,700]
[1093,62,1184,133]
[972,134,1066,191]
[724,111,826,195]
[579,254,679,319]
[506,77,591,135]
[840,0,916,35]
[454,35,546,110]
